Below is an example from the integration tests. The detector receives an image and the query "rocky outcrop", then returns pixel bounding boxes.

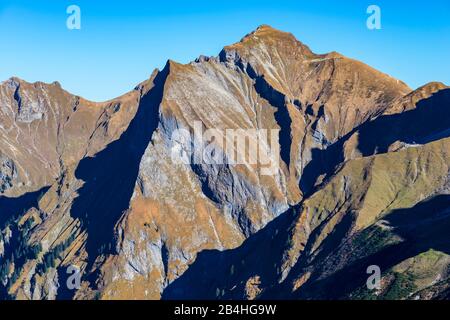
[0,25,449,300]
[0,155,17,193]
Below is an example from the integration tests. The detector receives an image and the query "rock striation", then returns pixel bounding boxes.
[0,25,449,300]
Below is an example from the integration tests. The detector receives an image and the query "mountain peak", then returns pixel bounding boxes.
[417,81,448,92]
[385,81,449,115]
[1,76,62,90]
[256,23,274,29]
[250,24,292,37]
[254,24,278,33]
[1,25,450,302]
[0,76,22,88]
[225,24,314,56]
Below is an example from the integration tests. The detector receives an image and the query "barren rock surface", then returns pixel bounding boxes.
[1,26,449,300]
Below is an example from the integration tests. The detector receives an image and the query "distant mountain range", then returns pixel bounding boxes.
[1,25,449,300]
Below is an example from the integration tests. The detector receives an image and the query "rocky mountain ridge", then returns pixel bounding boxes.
[0,25,449,300]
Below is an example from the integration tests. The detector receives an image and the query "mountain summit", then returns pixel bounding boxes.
[0,26,449,300]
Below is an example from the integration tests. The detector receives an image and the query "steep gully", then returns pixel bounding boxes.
[163,191,450,299]
[300,88,450,197]
[289,195,450,299]
[5,60,448,299]
[66,65,169,291]
[163,85,450,299]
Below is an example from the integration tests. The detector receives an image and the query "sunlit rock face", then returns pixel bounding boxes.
[1,25,450,300]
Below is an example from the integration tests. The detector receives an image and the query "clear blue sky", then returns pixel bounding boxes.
[1,0,449,101]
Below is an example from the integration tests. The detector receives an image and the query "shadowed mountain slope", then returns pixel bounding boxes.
[1,25,449,300]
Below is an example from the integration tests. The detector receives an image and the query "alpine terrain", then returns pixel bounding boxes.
[1,25,449,300]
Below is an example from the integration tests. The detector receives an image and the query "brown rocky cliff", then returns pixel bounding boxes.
[1,25,448,301]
